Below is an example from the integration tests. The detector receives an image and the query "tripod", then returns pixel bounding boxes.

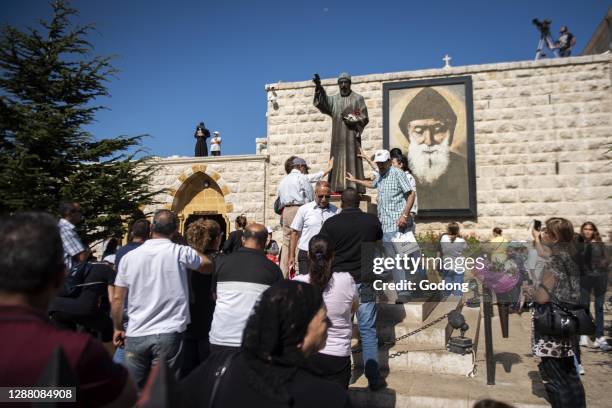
[535,33,559,60]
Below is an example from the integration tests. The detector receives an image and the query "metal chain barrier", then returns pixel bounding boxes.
[352,312,450,359]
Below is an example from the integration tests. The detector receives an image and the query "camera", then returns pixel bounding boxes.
[532,18,552,36]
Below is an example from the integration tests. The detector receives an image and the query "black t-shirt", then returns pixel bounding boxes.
[49,262,116,315]
[223,230,244,254]
[187,252,218,339]
[319,208,383,283]
[181,352,352,408]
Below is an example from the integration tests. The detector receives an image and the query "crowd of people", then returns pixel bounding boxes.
[0,148,609,407]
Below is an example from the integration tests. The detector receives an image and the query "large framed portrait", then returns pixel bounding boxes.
[383,76,477,218]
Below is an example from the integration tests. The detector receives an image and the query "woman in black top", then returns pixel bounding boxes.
[182,218,222,377]
[529,218,585,408]
[223,214,247,254]
[181,280,352,408]
[578,221,610,350]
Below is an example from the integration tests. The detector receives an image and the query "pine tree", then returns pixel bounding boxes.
[0,0,160,244]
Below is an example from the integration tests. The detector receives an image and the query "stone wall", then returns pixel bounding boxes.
[144,155,268,230]
[265,54,612,240]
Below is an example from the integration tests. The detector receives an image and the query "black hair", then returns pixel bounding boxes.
[493,227,502,236]
[0,212,64,294]
[389,148,403,157]
[243,225,268,248]
[308,235,334,292]
[236,214,247,229]
[151,210,178,237]
[130,218,151,240]
[102,238,119,258]
[340,187,360,209]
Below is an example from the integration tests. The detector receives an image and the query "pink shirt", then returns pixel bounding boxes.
[294,272,357,357]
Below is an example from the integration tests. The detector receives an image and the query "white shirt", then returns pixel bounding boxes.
[294,273,357,357]
[290,202,338,251]
[278,169,314,206]
[405,172,418,214]
[306,170,325,183]
[439,235,468,274]
[114,238,201,337]
[210,136,221,151]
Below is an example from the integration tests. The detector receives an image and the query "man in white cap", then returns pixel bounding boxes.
[277,157,315,277]
[347,149,417,302]
[210,131,221,156]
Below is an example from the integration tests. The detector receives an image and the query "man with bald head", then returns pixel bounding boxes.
[209,223,283,354]
[289,180,338,274]
[112,209,212,388]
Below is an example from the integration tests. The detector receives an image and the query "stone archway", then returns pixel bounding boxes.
[168,165,234,238]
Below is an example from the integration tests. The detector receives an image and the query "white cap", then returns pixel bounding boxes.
[267,226,273,234]
[213,131,219,134]
[373,149,390,163]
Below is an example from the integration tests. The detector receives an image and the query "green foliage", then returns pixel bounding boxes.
[0,0,160,244]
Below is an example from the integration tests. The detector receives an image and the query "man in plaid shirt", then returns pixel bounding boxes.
[347,150,417,302]
[58,202,89,270]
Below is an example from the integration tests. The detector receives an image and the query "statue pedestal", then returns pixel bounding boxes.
[330,194,377,215]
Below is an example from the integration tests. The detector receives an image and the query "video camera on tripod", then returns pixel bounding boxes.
[532,18,558,60]
[532,19,552,37]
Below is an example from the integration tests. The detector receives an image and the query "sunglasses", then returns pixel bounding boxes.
[317,195,331,199]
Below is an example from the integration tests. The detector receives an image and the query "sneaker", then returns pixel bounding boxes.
[594,337,611,351]
[578,364,585,375]
[579,335,590,347]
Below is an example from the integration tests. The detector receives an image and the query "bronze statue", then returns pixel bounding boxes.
[313,72,368,193]
[194,122,210,157]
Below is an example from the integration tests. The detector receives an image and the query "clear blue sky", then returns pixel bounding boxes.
[1,0,608,157]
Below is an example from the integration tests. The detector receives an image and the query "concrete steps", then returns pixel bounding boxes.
[349,371,549,408]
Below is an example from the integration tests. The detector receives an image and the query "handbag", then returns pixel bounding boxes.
[208,351,237,408]
[533,286,595,337]
[273,197,283,215]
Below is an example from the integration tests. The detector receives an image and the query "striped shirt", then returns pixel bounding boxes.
[58,218,85,270]
[373,166,412,233]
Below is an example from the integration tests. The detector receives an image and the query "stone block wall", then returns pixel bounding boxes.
[265,55,612,241]
[144,155,268,228]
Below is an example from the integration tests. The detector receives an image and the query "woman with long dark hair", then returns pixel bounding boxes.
[223,214,247,254]
[183,219,222,376]
[181,280,350,407]
[530,217,585,408]
[578,221,610,351]
[294,235,358,389]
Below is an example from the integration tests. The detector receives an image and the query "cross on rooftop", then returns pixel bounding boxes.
[443,54,452,68]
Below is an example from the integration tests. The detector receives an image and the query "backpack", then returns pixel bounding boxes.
[57,262,98,298]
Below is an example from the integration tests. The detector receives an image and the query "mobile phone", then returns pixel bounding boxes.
[533,220,542,231]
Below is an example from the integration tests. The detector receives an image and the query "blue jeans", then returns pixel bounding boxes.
[356,284,380,384]
[113,346,125,365]
[125,332,184,389]
[444,270,465,297]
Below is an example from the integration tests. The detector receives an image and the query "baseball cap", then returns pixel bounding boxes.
[213,131,219,134]
[373,150,391,163]
[267,226,273,234]
[292,157,308,167]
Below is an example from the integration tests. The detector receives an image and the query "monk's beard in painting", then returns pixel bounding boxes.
[407,135,451,185]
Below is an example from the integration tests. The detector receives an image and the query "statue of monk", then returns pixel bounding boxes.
[313,72,369,193]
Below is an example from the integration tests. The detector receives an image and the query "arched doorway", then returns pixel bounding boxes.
[171,171,230,240]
